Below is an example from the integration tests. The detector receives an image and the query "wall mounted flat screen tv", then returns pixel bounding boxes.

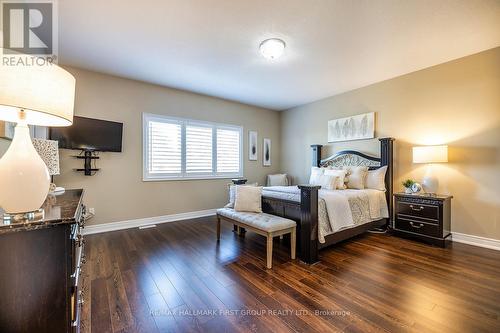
[49,116,123,152]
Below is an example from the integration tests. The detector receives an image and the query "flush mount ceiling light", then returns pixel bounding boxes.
[259,38,286,60]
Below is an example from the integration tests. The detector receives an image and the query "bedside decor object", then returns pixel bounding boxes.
[393,193,452,247]
[32,138,65,194]
[413,145,448,195]
[402,179,416,194]
[263,138,271,166]
[0,64,75,218]
[328,112,375,142]
[411,182,422,194]
[249,131,258,161]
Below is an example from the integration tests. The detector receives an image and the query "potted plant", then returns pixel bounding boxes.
[402,179,416,194]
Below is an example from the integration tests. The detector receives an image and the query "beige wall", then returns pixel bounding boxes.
[280,47,500,240]
[1,67,281,226]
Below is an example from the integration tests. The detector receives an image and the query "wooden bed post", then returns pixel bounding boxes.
[311,145,323,167]
[379,138,395,229]
[297,185,321,264]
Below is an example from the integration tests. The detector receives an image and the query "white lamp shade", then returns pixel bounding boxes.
[413,145,448,164]
[0,64,75,126]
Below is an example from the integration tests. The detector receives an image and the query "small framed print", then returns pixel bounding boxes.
[263,138,271,166]
[249,131,257,161]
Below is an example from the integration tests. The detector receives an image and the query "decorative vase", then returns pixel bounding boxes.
[404,187,412,194]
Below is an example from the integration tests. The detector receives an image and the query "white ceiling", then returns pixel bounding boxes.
[59,0,500,110]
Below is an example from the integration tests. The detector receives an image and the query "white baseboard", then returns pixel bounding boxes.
[82,209,217,235]
[452,232,500,251]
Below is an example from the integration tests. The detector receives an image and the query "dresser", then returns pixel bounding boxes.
[393,193,452,247]
[0,189,86,333]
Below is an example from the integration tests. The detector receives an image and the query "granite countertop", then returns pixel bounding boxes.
[394,192,453,200]
[0,189,84,234]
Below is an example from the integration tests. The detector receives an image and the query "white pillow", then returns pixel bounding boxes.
[225,183,258,208]
[234,186,263,213]
[309,167,324,185]
[365,166,387,191]
[324,169,348,190]
[315,174,338,190]
[343,166,369,189]
[267,174,289,186]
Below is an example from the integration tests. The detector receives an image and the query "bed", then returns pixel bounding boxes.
[233,137,394,264]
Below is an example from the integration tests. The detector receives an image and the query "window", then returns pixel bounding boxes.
[143,113,243,180]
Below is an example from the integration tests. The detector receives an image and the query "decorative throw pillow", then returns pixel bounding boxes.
[234,186,263,213]
[267,174,289,186]
[365,166,387,191]
[309,167,324,185]
[316,174,338,190]
[343,166,369,189]
[324,169,348,189]
[225,183,258,208]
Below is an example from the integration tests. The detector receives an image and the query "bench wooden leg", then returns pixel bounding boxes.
[266,234,273,269]
[291,227,296,260]
[216,216,221,241]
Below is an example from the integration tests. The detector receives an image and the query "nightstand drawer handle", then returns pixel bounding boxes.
[409,222,424,229]
[409,205,424,211]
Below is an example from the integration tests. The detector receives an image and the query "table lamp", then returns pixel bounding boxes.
[0,64,75,220]
[412,145,448,195]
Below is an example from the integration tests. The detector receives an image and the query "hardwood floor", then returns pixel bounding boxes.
[80,216,500,333]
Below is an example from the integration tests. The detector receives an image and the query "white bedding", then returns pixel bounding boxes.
[262,186,389,243]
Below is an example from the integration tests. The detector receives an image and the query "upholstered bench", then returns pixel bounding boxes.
[216,208,296,269]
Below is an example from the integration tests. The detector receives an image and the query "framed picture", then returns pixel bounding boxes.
[249,131,258,161]
[328,112,375,142]
[263,138,271,166]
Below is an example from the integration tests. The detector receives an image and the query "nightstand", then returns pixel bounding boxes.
[393,193,452,247]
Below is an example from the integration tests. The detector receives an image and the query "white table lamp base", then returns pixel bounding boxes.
[0,122,50,213]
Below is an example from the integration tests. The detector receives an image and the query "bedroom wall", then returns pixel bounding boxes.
[0,67,281,226]
[280,47,500,241]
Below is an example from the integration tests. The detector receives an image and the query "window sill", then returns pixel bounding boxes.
[143,175,243,182]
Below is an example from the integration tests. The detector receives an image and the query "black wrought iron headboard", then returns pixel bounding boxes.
[310,138,395,226]
[319,150,381,170]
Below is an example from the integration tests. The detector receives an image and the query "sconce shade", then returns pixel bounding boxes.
[0,64,75,126]
[413,145,448,164]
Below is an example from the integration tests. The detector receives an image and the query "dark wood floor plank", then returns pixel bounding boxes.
[128,229,186,309]
[144,292,179,332]
[90,277,113,333]
[121,269,160,333]
[84,217,500,333]
[106,262,134,332]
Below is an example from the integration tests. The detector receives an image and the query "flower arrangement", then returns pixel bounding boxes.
[402,179,416,193]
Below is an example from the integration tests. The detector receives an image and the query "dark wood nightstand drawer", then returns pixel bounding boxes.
[395,217,440,237]
[396,201,439,220]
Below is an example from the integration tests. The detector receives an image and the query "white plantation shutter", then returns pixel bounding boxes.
[147,120,182,175]
[186,124,213,173]
[143,113,242,180]
[217,128,240,173]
